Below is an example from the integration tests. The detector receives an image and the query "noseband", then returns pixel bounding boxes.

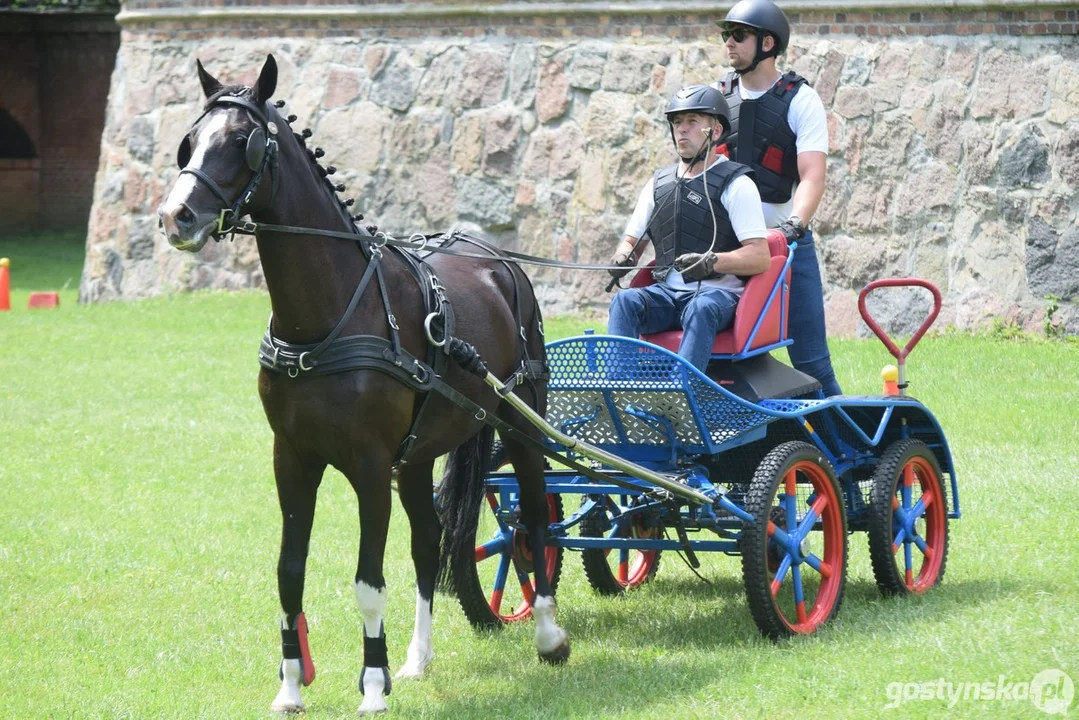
[176,94,279,237]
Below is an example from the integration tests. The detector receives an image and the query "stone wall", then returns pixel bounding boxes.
[81,2,1079,335]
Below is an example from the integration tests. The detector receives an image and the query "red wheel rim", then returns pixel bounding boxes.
[606,514,659,589]
[478,492,560,623]
[766,460,845,634]
[894,456,946,594]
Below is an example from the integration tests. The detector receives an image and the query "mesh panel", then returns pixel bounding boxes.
[547,337,779,452]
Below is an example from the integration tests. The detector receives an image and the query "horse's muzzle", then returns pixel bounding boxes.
[158,201,215,252]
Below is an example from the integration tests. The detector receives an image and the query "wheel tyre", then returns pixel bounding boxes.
[867,439,949,597]
[579,498,661,596]
[741,441,848,640]
[454,441,564,629]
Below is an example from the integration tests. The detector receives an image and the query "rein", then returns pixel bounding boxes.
[220,216,638,273]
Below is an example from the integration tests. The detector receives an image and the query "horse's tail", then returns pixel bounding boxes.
[436,424,495,591]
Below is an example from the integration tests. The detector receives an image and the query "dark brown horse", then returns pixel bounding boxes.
[157,54,568,714]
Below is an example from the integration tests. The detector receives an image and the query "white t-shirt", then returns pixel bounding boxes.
[623,155,767,295]
[717,76,828,228]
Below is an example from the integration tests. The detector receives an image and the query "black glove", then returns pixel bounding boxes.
[607,251,635,280]
[777,215,806,241]
[674,251,717,282]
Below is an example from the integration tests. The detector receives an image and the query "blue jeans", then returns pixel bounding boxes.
[788,230,841,396]
[608,283,739,372]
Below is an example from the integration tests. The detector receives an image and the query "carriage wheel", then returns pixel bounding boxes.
[741,441,848,639]
[454,443,564,629]
[867,439,949,596]
[579,495,661,595]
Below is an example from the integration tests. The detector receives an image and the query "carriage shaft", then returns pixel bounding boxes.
[482,373,715,506]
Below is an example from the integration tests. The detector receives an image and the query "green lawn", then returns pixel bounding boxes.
[1,255,1077,717]
[0,230,86,309]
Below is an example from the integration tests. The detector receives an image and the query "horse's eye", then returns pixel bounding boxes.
[234,136,247,148]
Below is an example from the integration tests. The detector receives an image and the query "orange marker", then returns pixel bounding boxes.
[0,258,10,311]
[882,364,899,395]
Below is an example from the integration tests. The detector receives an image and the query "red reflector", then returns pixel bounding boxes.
[762,146,784,173]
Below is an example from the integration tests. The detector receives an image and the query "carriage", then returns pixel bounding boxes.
[453,231,960,639]
[160,54,961,712]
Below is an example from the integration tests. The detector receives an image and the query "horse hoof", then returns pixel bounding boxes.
[538,641,571,665]
[270,700,306,714]
[357,697,389,715]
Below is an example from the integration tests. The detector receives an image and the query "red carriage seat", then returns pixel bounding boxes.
[629,229,792,360]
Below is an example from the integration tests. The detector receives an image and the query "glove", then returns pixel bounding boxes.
[607,251,635,280]
[777,215,806,241]
[674,251,717,282]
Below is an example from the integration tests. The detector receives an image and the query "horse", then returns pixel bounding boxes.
[157,54,569,714]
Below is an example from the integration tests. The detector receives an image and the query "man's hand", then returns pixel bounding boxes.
[777,215,806,241]
[674,251,717,282]
[607,251,636,280]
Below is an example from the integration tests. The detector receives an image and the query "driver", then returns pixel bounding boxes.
[606,85,770,373]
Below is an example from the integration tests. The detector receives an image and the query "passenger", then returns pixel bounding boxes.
[714,0,842,395]
[606,84,770,373]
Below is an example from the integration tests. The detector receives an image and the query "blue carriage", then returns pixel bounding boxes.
[454,234,960,639]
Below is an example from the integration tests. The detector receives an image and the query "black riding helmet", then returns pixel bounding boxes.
[721,0,791,74]
[665,84,731,162]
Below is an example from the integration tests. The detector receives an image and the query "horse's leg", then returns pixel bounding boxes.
[345,456,394,714]
[500,432,571,664]
[394,460,439,679]
[269,438,326,714]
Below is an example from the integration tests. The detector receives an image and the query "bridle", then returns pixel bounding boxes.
[176,93,279,238]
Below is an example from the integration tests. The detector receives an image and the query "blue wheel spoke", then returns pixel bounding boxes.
[783,492,798,533]
[904,540,914,574]
[796,508,820,538]
[909,496,927,520]
[913,535,929,555]
[901,482,912,511]
[791,564,805,605]
[492,551,511,593]
[893,527,906,547]
[773,552,793,588]
[477,537,507,563]
[804,552,825,575]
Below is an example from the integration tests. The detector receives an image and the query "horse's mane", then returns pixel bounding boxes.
[202,83,367,229]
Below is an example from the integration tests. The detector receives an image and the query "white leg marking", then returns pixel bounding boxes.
[355,581,390,713]
[358,667,388,714]
[354,580,388,638]
[270,613,305,713]
[395,588,434,679]
[532,595,568,655]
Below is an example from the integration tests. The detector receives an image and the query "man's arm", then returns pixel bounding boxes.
[792,150,826,223]
[711,236,770,275]
[613,234,650,261]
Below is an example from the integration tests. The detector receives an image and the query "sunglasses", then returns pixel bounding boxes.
[721,26,756,43]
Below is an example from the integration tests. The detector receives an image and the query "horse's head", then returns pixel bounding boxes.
[158,55,279,252]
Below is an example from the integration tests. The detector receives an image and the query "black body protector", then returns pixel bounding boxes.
[648,160,754,281]
[718,70,807,204]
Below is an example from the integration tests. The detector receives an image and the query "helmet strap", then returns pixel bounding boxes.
[735,34,776,75]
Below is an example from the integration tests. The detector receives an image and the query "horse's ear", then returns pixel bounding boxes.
[196,59,222,98]
[255,54,278,105]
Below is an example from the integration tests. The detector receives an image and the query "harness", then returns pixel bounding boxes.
[178,93,547,466]
[717,71,806,204]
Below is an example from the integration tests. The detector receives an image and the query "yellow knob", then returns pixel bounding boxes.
[881,364,899,382]
[0,258,9,268]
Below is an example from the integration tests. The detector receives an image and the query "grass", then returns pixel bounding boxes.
[1,240,1078,718]
[0,230,86,309]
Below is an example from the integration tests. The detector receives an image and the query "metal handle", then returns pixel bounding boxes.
[858,278,943,363]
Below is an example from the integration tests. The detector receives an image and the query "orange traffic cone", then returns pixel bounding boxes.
[0,258,10,311]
